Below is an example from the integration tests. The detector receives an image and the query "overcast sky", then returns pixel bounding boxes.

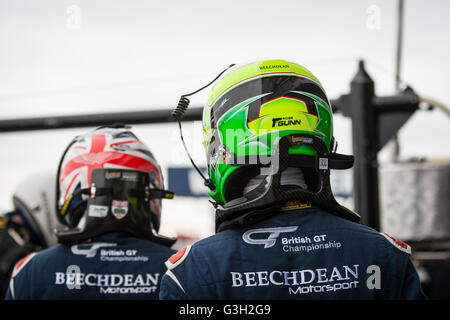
[0,1,448,235]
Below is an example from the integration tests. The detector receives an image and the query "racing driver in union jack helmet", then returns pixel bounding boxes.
[5,125,177,300]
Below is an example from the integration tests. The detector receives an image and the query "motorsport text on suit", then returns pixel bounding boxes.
[7,232,174,299]
[160,205,424,299]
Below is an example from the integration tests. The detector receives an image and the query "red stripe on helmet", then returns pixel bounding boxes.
[110,140,140,147]
[90,134,106,153]
[63,172,79,201]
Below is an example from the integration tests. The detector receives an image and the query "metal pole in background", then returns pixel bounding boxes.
[391,0,405,161]
[336,59,420,230]
[0,107,204,132]
[348,61,380,230]
[395,0,404,91]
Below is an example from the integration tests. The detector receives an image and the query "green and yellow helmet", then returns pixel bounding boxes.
[202,59,359,229]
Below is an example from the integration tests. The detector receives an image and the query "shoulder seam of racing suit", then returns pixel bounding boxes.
[163,245,192,295]
[380,232,411,254]
[165,245,192,269]
[165,269,187,295]
[9,252,37,299]
[11,252,36,278]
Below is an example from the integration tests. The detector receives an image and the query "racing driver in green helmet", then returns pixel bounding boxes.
[159,59,426,300]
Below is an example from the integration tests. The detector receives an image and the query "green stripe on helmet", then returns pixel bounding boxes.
[202,59,333,205]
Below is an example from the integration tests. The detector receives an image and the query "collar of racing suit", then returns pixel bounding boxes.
[215,201,313,233]
[217,167,311,232]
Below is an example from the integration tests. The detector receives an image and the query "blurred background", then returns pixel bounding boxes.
[0,0,448,298]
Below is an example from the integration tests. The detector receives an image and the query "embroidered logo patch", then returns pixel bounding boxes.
[88,205,108,218]
[111,200,128,219]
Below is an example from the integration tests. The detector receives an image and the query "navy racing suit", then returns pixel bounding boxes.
[6,232,176,300]
[159,206,426,300]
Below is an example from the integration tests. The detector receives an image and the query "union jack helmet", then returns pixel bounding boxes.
[55,125,175,245]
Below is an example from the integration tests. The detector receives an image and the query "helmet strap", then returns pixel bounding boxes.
[214,135,360,231]
[55,168,176,246]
